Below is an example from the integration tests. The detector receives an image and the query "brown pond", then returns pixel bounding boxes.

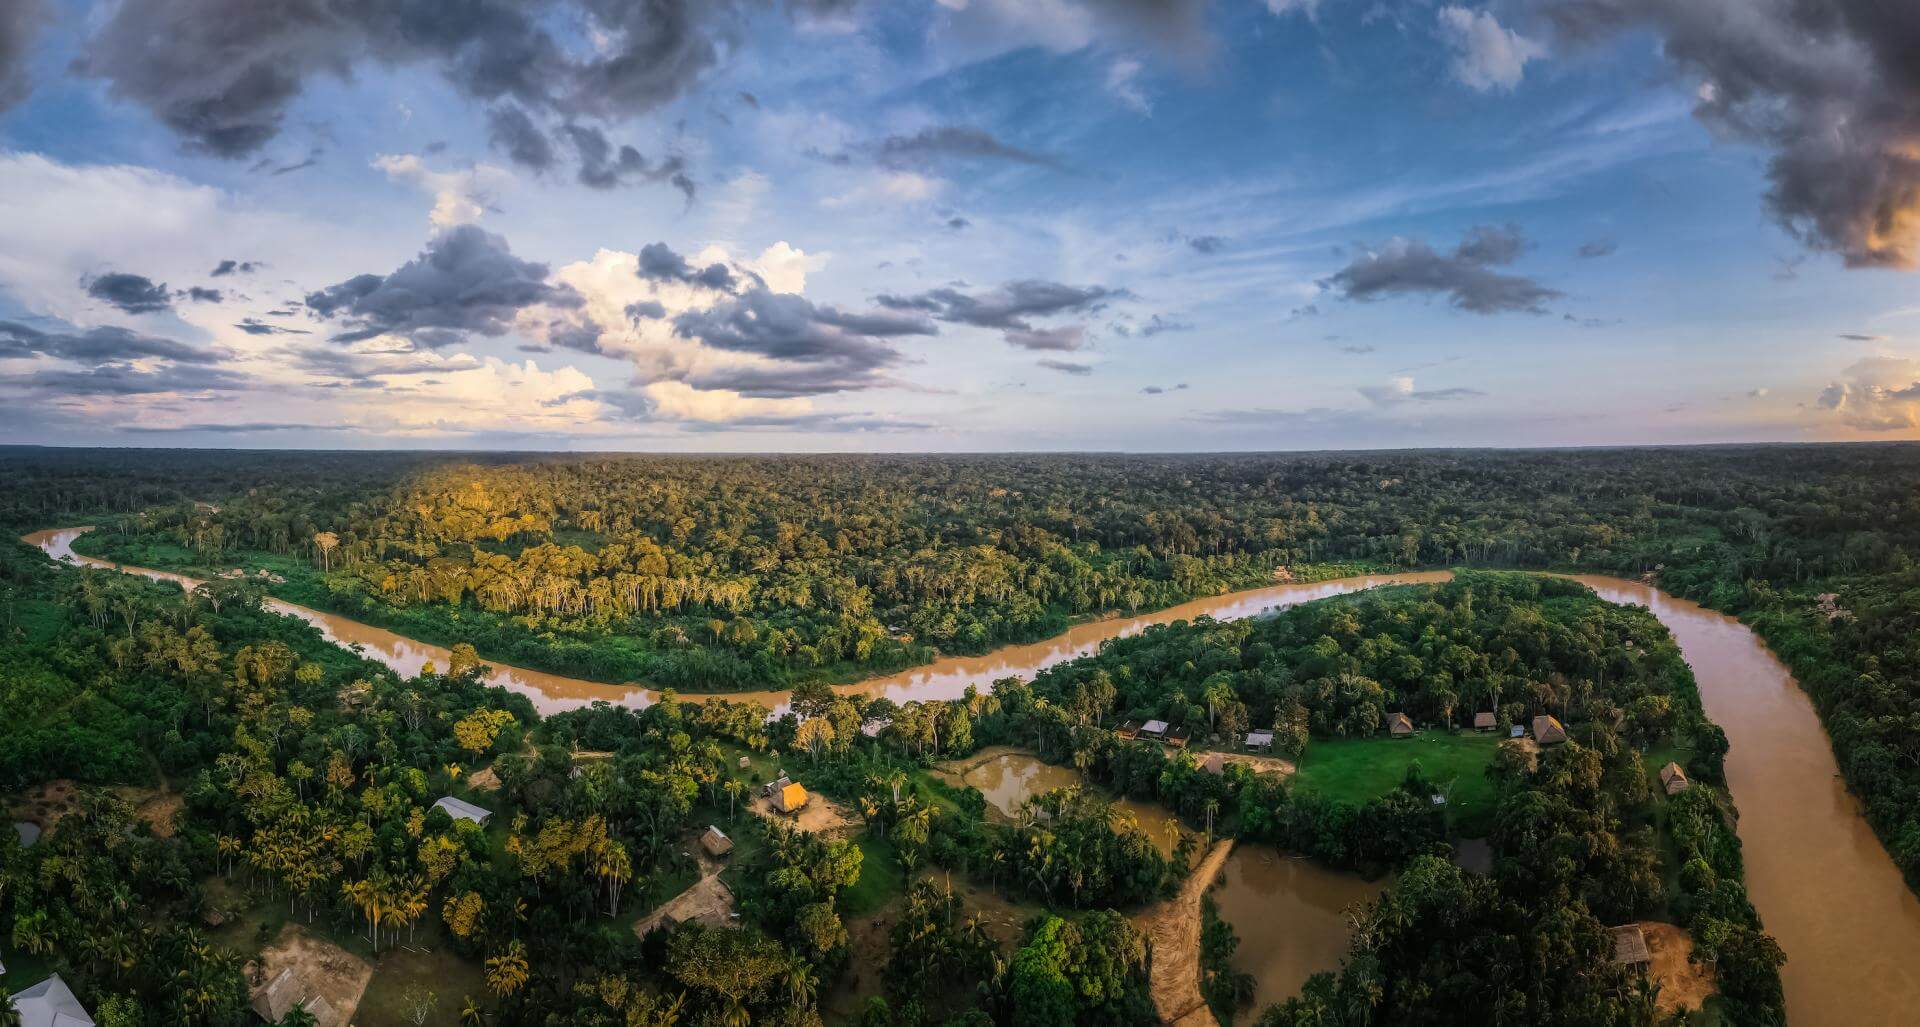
[1213,845,1387,1011]
[29,526,1920,1020]
[940,749,1187,857]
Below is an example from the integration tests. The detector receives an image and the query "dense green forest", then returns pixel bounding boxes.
[5,442,1919,1025]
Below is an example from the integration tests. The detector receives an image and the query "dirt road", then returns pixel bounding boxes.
[1139,838,1235,1027]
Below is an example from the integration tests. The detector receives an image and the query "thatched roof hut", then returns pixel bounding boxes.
[1473,711,1497,731]
[1660,762,1690,796]
[701,826,733,857]
[1164,726,1191,749]
[1117,720,1142,740]
[1199,752,1225,775]
[1387,712,1414,737]
[1611,924,1651,967]
[1532,715,1568,745]
[774,782,809,814]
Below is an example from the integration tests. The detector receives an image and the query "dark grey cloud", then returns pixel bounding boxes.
[1321,225,1562,315]
[947,216,971,231]
[670,287,936,397]
[211,259,261,277]
[1038,359,1092,375]
[1545,0,1920,267]
[1358,379,1487,406]
[305,225,581,346]
[234,317,310,336]
[637,241,739,291]
[122,421,344,434]
[251,147,322,175]
[85,272,174,314]
[1187,234,1226,255]
[563,124,694,201]
[869,126,1060,170]
[573,387,932,432]
[0,320,229,364]
[0,0,46,112]
[1340,344,1377,354]
[1004,326,1085,351]
[488,104,557,171]
[1141,382,1190,395]
[16,362,251,396]
[185,286,224,303]
[878,280,1124,331]
[1576,239,1617,259]
[73,0,786,160]
[290,345,481,382]
[1112,313,1192,338]
[1839,332,1885,342]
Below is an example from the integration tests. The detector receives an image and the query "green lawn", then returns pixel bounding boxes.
[841,829,907,916]
[1293,730,1502,836]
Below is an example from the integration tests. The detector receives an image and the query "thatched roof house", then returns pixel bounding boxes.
[1611,924,1651,968]
[250,968,338,1026]
[701,826,733,857]
[774,782,809,813]
[1473,711,1497,731]
[1532,715,1568,745]
[432,796,492,826]
[1199,752,1225,775]
[1387,712,1414,737]
[1660,762,1691,796]
[11,973,96,1027]
[1244,730,1274,750]
[1117,720,1142,740]
[1164,726,1192,749]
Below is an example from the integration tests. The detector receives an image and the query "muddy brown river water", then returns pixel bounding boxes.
[27,527,1920,1021]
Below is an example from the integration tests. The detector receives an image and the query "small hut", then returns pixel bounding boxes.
[1199,752,1225,775]
[701,826,733,857]
[431,796,493,827]
[1164,726,1191,749]
[774,782,809,814]
[1387,712,1414,738]
[1659,762,1691,796]
[738,756,751,770]
[762,774,791,798]
[1473,711,1497,731]
[1532,715,1568,745]
[1139,719,1169,741]
[1244,730,1274,751]
[1610,924,1651,970]
[1116,720,1142,740]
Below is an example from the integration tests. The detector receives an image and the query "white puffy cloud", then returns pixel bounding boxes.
[348,357,600,434]
[1437,7,1545,93]
[372,154,513,228]
[640,380,815,422]
[1816,356,1920,431]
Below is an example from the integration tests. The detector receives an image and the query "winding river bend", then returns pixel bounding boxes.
[26,527,1920,1021]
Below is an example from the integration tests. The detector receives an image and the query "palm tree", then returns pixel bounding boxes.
[485,942,530,998]
[0,993,22,1027]
[459,995,487,1026]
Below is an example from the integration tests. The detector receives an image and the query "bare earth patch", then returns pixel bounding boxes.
[465,766,501,792]
[247,924,373,1027]
[1639,921,1717,1014]
[1136,838,1235,1027]
[633,873,737,938]
[117,787,183,837]
[7,779,79,831]
[748,791,858,837]
[1210,752,1297,777]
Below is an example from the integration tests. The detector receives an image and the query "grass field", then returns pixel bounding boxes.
[1293,730,1502,836]
[841,829,907,916]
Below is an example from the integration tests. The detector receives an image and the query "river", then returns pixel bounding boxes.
[26,527,1920,1021]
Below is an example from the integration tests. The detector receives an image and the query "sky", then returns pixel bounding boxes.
[2,0,1919,452]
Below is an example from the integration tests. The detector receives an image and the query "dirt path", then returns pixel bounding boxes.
[1139,838,1234,1027]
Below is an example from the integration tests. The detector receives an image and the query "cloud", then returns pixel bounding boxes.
[866,126,1060,171]
[121,421,346,434]
[671,288,934,393]
[931,0,1214,64]
[291,344,485,384]
[1577,240,1617,258]
[1816,355,1920,430]
[487,105,557,171]
[373,154,513,228]
[1322,224,1562,314]
[73,0,776,159]
[1340,344,1376,354]
[0,0,46,112]
[637,241,741,292]
[562,124,695,200]
[84,272,174,314]
[1106,57,1150,113]
[185,286,223,303]
[1839,333,1885,342]
[233,318,309,336]
[1141,382,1190,395]
[12,362,252,397]
[1544,0,1920,267]
[1187,234,1227,255]
[1112,313,1193,338]
[877,279,1125,351]
[0,320,229,364]
[1004,325,1086,351]
[1437,7,1546,92]
[1037,358,1093,375]
[210,259,261,277]
[1357,375,1486,406]
[305,225,581,346]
